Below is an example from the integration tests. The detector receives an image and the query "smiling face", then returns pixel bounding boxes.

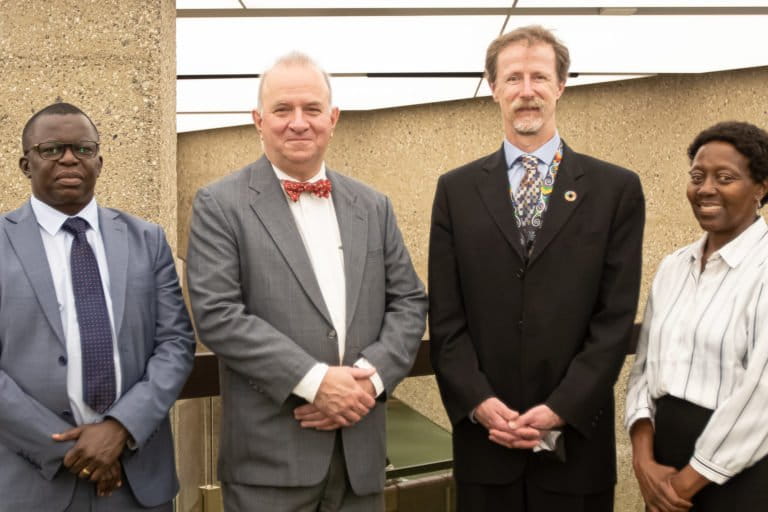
[252,63,339,181]
[687,140,768,252]
[19,113,102,215]
[490,41,565,149]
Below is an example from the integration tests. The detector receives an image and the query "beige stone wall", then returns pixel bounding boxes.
[178,66,768,511]
[0,0,177,238]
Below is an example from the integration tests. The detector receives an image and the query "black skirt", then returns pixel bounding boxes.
[653,395,768,511]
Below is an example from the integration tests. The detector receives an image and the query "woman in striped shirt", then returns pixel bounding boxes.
[626,121,768,512]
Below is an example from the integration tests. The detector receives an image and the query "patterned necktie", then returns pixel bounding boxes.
[282,178,332,202]
[61,217,116,414]
[514,154,543,250]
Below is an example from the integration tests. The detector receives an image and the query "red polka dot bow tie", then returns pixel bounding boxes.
[281,178,332,202]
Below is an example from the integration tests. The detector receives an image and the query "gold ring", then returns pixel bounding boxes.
[80,468,91,477]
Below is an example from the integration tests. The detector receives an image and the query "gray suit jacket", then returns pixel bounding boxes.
[0,201,195,511]
[186,156,427,495]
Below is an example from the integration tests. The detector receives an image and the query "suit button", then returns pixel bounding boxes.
[516,269,525,279]
[58,356,67,366]
[62,411,72,418]
[328,329,337,339]
[517,320,523,329]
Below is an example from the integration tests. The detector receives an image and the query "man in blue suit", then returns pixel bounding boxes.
[0,102,195,511]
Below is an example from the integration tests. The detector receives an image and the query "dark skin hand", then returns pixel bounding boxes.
[670,465,710,504]
[95,461,123,497]
[52,418,129,495]
[630,419,693,512]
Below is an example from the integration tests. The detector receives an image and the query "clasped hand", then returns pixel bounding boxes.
[633,459,693,512]
[293,366,376,431]
[475,398,563,450]
[52,418,129,496]
[632,456,697,512]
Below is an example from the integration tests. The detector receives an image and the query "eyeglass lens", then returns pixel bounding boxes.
[37,142,99,160]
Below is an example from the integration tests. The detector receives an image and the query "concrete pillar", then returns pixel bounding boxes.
[0,3,209,511]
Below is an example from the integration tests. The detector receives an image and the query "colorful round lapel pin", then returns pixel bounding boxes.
[564,190,577,202]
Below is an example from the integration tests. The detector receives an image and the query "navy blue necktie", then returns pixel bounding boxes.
[62,217,116,414]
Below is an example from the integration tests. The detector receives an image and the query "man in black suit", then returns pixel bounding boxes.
[429,25,644,511]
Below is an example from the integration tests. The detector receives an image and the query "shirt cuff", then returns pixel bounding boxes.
[625,407,654,434]
[354,357,384,397]
[533,430,562,452]
[690,453,732,485]
[292,363,329,403]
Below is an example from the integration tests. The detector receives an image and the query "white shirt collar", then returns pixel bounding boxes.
[271,163,327,184]
[690,216,768,269]
[30,195,100,236]
[503,132,561,169]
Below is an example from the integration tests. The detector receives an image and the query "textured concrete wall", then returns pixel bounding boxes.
[0,0,184,508]
[178,66,768,511]
[0,0,177,240]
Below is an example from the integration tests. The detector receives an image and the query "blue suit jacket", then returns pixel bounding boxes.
[0,201,195,510]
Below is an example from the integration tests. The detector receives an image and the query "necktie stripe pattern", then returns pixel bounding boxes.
[61,217,116,414]
[282,178,332,202]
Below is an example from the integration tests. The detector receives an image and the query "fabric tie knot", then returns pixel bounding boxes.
[62,216,90,237]
[519,154,540,186]
[282,178,332,202]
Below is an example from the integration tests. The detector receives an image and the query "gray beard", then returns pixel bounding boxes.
[513,117,543,135]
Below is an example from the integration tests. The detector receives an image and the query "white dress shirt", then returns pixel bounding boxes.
[272,165,384,402]
[626,217,768,484]
[31,196,121,426]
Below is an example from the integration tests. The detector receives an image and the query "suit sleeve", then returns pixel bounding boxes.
[0,370,76,479]
[358,197,427,394]
[428,175,497,424]
[106,226,195,447]
[186,188,320,405]
[545,172,645,437]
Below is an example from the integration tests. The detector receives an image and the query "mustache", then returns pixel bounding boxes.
[512,98,545,111]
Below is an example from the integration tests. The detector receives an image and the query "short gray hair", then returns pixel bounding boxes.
[257,52,333,112]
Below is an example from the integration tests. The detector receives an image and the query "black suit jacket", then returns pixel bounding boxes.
[428,142,644,494]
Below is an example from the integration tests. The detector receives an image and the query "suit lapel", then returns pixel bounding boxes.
[4,202,65,346]
[476,147,527,262]
[328,171,368,330]
[248,157,333,325]
[528,143,587,266]
[99,207,128,339]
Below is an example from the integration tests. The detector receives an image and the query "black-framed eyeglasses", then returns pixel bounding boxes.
[24,141,100,161]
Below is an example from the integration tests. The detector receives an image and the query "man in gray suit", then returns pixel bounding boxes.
[186,52,427,511]
[0,102,195,511]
